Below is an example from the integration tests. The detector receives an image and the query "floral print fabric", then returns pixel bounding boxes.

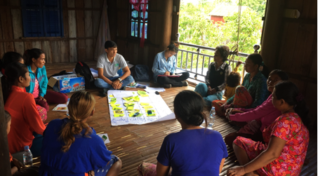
[234,112,309,176]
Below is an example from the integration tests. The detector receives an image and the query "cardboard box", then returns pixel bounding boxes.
[48,74,85,93]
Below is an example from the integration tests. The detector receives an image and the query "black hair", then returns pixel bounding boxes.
[226,72,241,87]
[167,43,178,52]
[269,69,289,81]
[4,110,11,125]
[1,62,28,103]
[104,41,117,49]
[174,90,207,127]
[247,54,262,68]
[274,81,309,127]
[23,48,44,66]
[0,52,23,70]
[215,45,230,61]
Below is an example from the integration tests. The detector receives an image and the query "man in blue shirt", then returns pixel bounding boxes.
[152,44,189,88]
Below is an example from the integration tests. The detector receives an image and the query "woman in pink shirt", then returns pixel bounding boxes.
[224,70,289,147]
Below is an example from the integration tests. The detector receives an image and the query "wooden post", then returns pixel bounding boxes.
[260,0,285,70]
[0,79,11,176]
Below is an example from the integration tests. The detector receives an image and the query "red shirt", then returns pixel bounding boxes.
[5,86,46,154]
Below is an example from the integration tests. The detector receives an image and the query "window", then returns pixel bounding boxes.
[130,3,148,39]
[21,0,64,37]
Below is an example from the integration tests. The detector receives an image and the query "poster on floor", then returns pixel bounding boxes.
[108,90,175,126]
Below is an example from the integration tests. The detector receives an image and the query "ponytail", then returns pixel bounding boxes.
[59,91,95,152]
[23,48,44,66]
[1,62,28,103]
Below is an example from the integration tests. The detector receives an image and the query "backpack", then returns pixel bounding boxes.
[75,61,95,89]
[131,64,150,82]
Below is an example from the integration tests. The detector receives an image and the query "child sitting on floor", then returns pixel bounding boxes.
[3,62,46,157]
[5,111,39,176]
[212,62,242,117]
[40,91,122,176]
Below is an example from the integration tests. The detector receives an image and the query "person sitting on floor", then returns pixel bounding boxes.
[1,51,47,122]
[0,52,24,74]
[194,45,232,106]
[5,110,39,176]
[152,44,189,88]
[220,54,267,116]
[94,40,134,96]
[224,70,289,147]
[227,81,309,176]
[40,91,122,176]
[24,48,68,111]
[156,90,228,176]
[2,62,46,157]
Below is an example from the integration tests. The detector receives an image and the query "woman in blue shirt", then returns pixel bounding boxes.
[24,48,68,111]
[40,91,122,176]
[152,44,189,88]
[156,90,228,176]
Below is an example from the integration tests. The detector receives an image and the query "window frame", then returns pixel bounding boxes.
[129,3,148,39]
[21,0,64,38]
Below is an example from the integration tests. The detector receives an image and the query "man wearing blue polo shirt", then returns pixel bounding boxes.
[95,41,134,96]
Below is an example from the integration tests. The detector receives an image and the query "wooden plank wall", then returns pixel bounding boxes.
[0,0,103,63]
[263,0,317,131]
[107,0,178,69]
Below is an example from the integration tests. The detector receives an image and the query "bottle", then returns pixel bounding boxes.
[23,146,33,167]
[208,107,216,129]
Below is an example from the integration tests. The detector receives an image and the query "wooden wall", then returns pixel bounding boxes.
[262,0,317,130]
[107,0,180,69]
[0,0,103,63]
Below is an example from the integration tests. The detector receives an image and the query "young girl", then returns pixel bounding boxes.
[157,90,228,176]
[212,71,241,116]
[222,54,267,113]
[2,62,46,157]
[40,91,122,176]
[1,51,47,122]
[5,111,39,176]
[24,48,68,111]
[228,81,309,176]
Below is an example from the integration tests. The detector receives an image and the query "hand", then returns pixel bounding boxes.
[164,71,170,76]
[39,96,46,102]
[231,109,244,114]
[116,82,123,90]
[236,61,243,67]
[12,158,24,170]
[11,166,18,175]
[227,166,246,176]
[111,80,121,90]
[88,170,95,176]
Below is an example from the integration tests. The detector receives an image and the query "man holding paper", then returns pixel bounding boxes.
[152,44,189,88]
[95,41,134,96]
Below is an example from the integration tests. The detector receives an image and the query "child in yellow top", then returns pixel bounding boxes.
[213,61,242,116]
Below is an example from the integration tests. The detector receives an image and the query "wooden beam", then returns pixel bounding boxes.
[0,79,11,176]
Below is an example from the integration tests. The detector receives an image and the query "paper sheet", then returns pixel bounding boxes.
[52,104,68,112]
[108,90,175,126]
[144,87,165,93]
[97,133,110,144]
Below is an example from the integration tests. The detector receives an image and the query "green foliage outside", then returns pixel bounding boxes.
[177,0,265,74]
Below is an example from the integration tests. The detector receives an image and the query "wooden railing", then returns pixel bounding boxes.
[176,42,249,80]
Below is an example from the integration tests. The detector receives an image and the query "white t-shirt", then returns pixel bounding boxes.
[96,53,128,77]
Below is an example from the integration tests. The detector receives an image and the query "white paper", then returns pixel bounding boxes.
[52,104,68,112]
[108,90,175,126]
[97,133,110,144]
[144,87,165,93]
